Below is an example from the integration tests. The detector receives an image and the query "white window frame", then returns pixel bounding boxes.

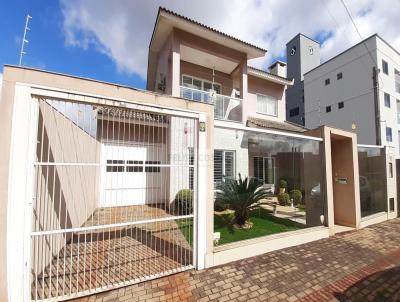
[256,93,278,117]
[181,74,222,94]
[214,149,236,183]
[253,156,275,185]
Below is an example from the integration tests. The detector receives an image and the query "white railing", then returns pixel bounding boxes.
[398,112,400,124]
[180,86,242,122]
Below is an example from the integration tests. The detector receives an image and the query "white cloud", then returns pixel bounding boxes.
[61,0,400,79]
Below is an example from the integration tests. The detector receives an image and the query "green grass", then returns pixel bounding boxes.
[176,218,193,246]
[214,208,305,245]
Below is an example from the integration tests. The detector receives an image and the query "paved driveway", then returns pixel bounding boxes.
[73,218,400,302]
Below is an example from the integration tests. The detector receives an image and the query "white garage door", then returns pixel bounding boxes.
[101,143,166,207]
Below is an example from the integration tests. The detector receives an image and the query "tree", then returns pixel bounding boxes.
[215,174,271,227]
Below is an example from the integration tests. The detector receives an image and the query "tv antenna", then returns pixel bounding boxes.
[19,14,32,66]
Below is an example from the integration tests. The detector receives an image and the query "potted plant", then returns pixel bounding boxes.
[215,174,271,229]
[279,179,288,194]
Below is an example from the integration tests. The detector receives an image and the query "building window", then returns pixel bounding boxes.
[181,75,221,102]
[395,69,400,94]
[144,161,161,173]
[326,106,331,113]
[325,78,330,86]
[386,127,392,142]
[337,72,343,80]
[289,107,300,117]
[254,157,275,185]
[384,93,391,107]
[106,160,125,172]
[338,101,344,109]
[214,150,235,184]
[382,60,389,75]
[389,162,393,178]
[257,94,278,116]
[126,160,143,172]
[389,198,395,212]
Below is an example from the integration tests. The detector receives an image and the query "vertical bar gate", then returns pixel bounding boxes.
[30,97,198,301]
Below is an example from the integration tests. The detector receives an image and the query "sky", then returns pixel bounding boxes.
[1,0,400,94]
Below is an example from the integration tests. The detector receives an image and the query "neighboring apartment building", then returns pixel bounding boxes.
[286,34,321,125]
[301,34,400,157]
[147,8,304,190]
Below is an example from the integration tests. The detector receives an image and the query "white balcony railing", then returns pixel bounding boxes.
[180,86,242,122]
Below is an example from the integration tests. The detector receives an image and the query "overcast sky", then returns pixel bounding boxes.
[0,0,400,92]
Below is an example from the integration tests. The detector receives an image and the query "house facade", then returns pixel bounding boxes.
[0,7,397,302]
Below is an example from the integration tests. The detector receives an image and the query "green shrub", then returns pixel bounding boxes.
[279,179,288,189]
[175,189,193,215]
[290,189,303,205]
[214,199,229,212]
[278,192,290,206]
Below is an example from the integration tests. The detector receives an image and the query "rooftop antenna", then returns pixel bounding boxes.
[19,14,32,66]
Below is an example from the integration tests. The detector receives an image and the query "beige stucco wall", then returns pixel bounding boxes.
[246,75,286,123]
[0,65,215,300]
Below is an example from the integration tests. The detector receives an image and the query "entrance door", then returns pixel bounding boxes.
[101,143,165,207]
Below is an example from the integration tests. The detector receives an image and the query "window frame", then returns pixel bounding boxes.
[338,101,344,109]
[214,149,236,184]
[256,93,278,117]
[326,105,331,113]
[181,74,222,94]
[386,126,393,142]
[253,156,275,185]
[325,78,330,86]
[384,92,391,108]
[337,72,343,80]
[382,60,389,75]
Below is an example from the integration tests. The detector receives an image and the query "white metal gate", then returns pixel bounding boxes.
[30,97,198,301]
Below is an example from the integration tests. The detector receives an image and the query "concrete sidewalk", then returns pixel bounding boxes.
[72,218,400,302]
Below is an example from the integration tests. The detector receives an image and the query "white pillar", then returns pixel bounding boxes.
[171,35,181,98]
[196,113,208,269]
[7,84,38,302]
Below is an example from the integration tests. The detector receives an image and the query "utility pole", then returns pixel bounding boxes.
[19,14,32,66]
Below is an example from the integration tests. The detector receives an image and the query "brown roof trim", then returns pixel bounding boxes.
[247,117,307,133]
[248,66,293,85]
[150,7,267,53]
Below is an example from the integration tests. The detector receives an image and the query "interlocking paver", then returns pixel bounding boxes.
[71,218,400,302]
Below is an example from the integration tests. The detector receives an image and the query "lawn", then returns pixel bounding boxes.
[214,208,305,245]
[176,218,193,247]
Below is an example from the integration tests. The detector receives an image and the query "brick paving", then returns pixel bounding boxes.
[71,218,400,302]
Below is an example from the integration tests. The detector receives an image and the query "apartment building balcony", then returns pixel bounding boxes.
[180,86,242,122]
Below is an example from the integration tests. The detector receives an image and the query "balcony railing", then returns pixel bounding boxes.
[180,86,242,122]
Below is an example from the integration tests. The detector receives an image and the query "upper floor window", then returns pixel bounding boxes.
[395,69,400,94]
[326,105,331,113]
[257,94,277,116]
[386,126,392,142]
[325,78,330,86]
[382,60,389,75]
[384,93,391,108]
[337,72,343,80]
[181,75,221,102]
[289,107,299,117]
[338,101,344,109]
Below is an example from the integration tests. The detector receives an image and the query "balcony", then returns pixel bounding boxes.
[180,86,242,122]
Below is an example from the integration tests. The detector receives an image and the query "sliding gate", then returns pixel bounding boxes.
[30,97,198,301]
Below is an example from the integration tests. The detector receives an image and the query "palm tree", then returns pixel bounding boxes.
[215,174,271,227]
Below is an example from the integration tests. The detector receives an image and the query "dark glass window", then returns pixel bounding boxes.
[106,160,125,172]
[384,93,391,108]
[289,107,300,117]
[386,127,392,142]
[126,160,143,172]
[382,60,389,75]
[145,161,161,172]
[325,78,330,86]
[337,72,343,80]
[338,101,344,109]
[326,106,331,113]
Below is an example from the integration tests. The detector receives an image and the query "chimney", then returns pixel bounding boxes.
[269,61,287,78]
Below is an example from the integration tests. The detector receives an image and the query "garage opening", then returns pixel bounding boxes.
[30,97,198,301]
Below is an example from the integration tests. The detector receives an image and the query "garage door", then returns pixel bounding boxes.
[101,143,166,207]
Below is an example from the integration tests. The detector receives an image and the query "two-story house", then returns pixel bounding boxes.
[147,8,304,191]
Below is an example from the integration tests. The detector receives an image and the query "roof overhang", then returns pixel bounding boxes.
[248,66,293,86]
[149,8,267,59]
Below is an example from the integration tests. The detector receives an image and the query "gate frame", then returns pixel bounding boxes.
[6,83,209,301]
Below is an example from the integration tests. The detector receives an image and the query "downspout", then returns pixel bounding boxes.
[373,67,381,145]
